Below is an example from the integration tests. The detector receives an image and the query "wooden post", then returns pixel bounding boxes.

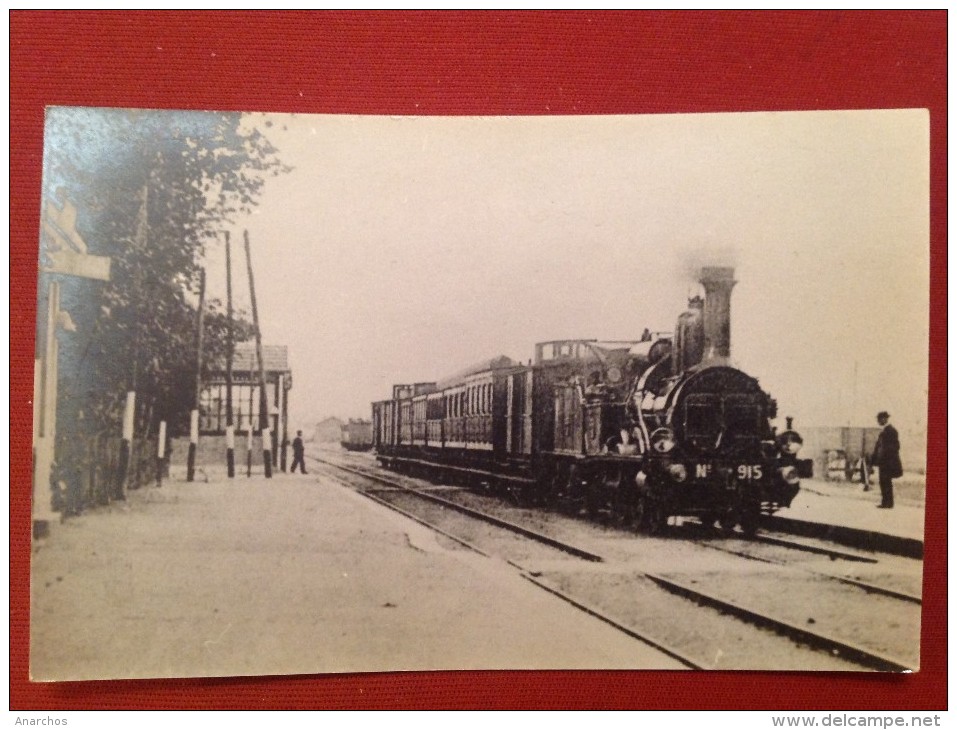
[247,421,253,478]
[225,232,235,478]
[116,390,135,499]
[156,420,166,487]
[244,230,271,478]
[187,269,205,482]
[278,374,287,472]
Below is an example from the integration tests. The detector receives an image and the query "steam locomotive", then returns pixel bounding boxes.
[372,267,808,534]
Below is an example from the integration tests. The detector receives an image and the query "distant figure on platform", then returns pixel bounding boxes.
[291,430,307,474]
[871,411,902,509]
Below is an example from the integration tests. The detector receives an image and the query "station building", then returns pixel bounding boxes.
[173,342,293,469]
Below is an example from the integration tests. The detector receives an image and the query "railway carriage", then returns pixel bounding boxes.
[372,267,808,534]
[340,419,374,451]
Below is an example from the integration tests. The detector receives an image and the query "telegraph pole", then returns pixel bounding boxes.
[186,269,206,482]
[244,230,271,478]
[224,232,235,478]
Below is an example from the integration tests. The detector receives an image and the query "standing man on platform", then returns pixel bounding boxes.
[291,430,307,474]
[871,411,902,509]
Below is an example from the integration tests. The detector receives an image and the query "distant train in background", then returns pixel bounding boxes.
[372,267,811,534]
[340,418,374,451]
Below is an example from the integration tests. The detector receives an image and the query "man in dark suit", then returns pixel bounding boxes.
[871,411,902,509]
[291,430,307,474]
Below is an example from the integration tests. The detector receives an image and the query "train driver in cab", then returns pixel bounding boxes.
[605,427,639,456]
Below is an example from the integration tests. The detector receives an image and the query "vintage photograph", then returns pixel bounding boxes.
[30,108,928,680]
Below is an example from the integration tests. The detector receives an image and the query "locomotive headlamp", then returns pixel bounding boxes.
[650,427,676,454]
[668,463,688,482]
[777,431,804,455]
[781,436,803,455]
[777,466,800,486]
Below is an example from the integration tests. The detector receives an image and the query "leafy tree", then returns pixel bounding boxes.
[39,107,290,444]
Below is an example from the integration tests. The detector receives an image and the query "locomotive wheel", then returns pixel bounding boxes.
[739,503,762,537]
[634,495,650,532]
[560,465,586,516]
[718,510,738,533]
[510,481,529,507]
[615,490,637,527]
[636,495,667,535]
[584,479,603,519]
[532,472,551,507]
[550,463,569,506]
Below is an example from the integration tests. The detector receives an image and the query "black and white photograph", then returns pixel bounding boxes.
[30,107,928,680]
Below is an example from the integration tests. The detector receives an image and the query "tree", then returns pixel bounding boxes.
[39,107,290,444]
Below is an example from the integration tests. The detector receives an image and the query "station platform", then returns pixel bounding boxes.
[765,476,925,558]
[29,466,684,682]
[29,463,926,682]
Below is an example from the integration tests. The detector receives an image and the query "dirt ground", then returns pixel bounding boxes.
[30,470,683,681]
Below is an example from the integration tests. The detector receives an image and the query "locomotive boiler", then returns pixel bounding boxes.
[372,267,807,534]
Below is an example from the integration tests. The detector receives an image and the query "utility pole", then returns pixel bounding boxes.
[186,269,206,482]
[244,230,271,478]
[224,232,235,478]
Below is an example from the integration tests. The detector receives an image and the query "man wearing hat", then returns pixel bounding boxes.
[871,412,902,509]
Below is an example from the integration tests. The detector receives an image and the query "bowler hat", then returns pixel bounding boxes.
[877,411,890,419]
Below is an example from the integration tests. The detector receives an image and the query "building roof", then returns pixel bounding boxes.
[222,343,290,373]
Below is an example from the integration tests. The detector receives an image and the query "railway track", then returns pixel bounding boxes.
[311,456,702,670]
[310,451,921,671]
[695,537,922,604]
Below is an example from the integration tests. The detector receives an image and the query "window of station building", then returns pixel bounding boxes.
[201,384,264,433]
[233,384,261,431]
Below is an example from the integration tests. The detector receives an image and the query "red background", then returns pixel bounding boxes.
[10,11,947,710]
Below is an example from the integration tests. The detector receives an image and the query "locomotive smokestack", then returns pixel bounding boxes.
[699,266,736,360]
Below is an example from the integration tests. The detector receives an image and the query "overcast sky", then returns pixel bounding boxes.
[207,110,928,461]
